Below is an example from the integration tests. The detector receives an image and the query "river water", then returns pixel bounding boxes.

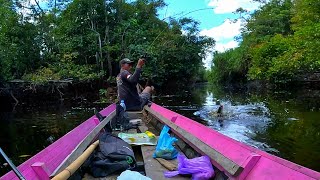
[0,83,320,176]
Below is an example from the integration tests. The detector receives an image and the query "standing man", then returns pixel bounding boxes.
[116,58,153,110]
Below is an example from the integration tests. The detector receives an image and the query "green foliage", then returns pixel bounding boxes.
[209,47,249,84]
[0,0,41,81]
[52,61,100,81]
[248,34,295,81]
[208,0,320,84]
[22,61,99,83]
[294,0,320,72]
[99,89,108,96]
[0,0,213,87]
[244,0,293,42]
[22,67,61,84]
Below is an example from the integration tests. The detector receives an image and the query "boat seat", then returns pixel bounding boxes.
[126,110,143,119]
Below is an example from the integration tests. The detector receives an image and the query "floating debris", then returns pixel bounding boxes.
[287,117,299,121]
[46,136,55,144]
[19,155,31,158]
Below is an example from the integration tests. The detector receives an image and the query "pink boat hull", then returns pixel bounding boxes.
[1,104,116,180]
[150,103,320,180]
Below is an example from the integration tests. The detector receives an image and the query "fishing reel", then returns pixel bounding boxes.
[140,54,151,62]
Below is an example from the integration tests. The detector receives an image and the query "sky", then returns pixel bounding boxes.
[157,0,263,68]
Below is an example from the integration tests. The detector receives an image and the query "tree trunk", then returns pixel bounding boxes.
[98,34,103,73]
[104,1,112,77]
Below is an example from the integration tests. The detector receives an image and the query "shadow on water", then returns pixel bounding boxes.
[153,83,320,172]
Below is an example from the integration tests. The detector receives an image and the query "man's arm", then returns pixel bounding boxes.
[122,58,145,84]
[124,68,141,84]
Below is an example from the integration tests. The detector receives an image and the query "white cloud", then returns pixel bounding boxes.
[200,19,242,52]
[208,0,261,14]
[18,0,48,20]
[215,40,238,52]
[203,51,214,69]
[200,19,241,41]
[200,20,242,68]
[202,40,238,69]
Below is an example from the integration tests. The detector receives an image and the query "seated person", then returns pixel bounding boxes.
[116,57,153,110]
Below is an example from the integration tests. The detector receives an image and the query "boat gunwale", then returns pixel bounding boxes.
[144,105,244,177]
[50,110,116,177]
[144,103,320,180]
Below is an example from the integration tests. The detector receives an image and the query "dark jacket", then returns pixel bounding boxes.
[116,68,142,109]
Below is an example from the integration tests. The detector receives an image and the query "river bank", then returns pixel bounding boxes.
[2,78,320,109]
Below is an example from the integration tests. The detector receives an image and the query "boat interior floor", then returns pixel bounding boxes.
[82,111,190,180]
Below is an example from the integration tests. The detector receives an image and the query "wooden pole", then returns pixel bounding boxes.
[51,140,99,180]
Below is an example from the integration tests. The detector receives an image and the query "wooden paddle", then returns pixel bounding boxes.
[52,140,99,180]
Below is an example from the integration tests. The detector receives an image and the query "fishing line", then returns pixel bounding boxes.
[162,7,215,21]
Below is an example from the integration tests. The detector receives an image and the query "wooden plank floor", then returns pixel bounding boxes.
[83,173,118,180]
[141,145,190,180]
[83,118,190,179]
[138,122,190,180]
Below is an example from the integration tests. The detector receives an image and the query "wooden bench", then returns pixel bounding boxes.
[126,110,143,119]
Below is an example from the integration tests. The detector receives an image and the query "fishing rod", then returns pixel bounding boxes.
[0,147,26,180]
[133,7,218,88]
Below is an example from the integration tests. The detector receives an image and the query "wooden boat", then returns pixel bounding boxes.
[1,103,320,180]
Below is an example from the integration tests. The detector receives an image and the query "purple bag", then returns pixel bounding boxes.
[164,154,214,180]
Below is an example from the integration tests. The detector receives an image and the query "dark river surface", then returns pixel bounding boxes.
[1,83,320,176]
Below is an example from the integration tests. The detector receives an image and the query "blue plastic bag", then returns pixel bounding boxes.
[164,154,214,180]
[153,125,178,159]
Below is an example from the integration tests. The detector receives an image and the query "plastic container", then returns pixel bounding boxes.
[120,100,126,111]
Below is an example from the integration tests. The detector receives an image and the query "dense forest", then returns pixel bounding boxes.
[208,0,320,85]
[1,0,319,88]
[0,0,214,87]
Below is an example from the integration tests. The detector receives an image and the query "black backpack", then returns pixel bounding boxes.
[87,132,136,177]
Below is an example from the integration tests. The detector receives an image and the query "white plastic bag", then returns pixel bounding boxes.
[117,170,152,180]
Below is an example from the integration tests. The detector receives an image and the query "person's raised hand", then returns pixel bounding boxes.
[137,58,145,68]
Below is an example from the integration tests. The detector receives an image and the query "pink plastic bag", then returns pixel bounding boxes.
[164,154,214,180]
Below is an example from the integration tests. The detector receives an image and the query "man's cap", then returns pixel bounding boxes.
[120,58,134,65]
